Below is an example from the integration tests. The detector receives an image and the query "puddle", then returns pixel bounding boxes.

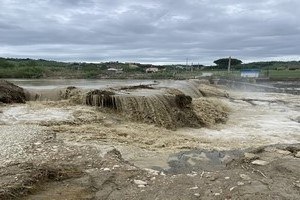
[160,149,243,174]
[0,105,74,124]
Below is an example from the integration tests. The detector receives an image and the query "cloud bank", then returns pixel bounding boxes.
[1,0,300,64]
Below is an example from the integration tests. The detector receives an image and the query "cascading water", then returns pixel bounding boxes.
[85,89,201,129]
[23,80,229,129]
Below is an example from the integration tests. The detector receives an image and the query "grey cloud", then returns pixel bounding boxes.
[0,0,300,64]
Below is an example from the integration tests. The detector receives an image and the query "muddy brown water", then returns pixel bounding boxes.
[1,79,300,170]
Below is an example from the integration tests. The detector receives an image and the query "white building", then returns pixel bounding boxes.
[241,70,260,78]
[146,67,159,73]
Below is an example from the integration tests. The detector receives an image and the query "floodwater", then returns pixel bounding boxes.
[6,79,155,90]
[1,79,300,170]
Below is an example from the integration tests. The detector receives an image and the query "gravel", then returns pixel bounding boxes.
[0,124,44,166]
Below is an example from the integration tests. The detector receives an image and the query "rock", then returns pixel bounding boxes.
[251,160,269,166]
[264,147,276,152]
[295,152,300,158]
[240,174,251,181]
[103,168,110,171]
[209,175,218,181]
[160,171,166,176]
[214,193,221,196]
[144,168,159,176]
[189,186,198,190]
[138,185,146,188]
[194,193,200,197]
[275,149,291,155]
[244,153,259,160]
[187,172,197,177]
[225,177,230,180]
[237,181,245,186]
[134,180,147,186]
[294,183,300,188]
[112,165,120,169]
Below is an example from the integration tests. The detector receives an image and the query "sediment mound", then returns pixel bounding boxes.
[0,80,26,103]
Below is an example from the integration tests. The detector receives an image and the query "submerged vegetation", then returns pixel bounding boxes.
[0,57,300,80]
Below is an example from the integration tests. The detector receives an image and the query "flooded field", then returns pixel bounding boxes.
[0,79,300,199]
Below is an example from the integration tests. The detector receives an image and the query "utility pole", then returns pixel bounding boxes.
[186,57,188,71]
[191,62,193,72]
[228,56,231,73]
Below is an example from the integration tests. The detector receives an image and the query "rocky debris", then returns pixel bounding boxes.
[295,152,300,158]
[275,149,292,155]
[0,125,44,165]
[0,80,26,103]
[133,179,147,187]
[240,174,251,181]
[189,186,198,190]
[251,160,270,166]
[244,153,259,161]
[2,141,300,199]
[237,181,245,186]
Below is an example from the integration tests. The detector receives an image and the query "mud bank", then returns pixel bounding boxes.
[1,142,300,200]
[0,80,27,103]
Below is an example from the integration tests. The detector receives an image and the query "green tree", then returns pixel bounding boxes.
[0,58,15,68]
[213,58,242,69]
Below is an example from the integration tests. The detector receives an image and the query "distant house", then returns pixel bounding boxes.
[241,69,260,78]
[107,67,123,73]
[201,72,213,77]
[107,67,118,72]
[146,67,159,73]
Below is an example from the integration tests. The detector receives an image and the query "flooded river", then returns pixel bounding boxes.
[1,79,299,170]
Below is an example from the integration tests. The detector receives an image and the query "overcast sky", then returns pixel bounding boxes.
[1,0,300,65]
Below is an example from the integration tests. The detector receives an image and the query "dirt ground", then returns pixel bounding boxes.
[0,85,300,199]
[0,80,27,104]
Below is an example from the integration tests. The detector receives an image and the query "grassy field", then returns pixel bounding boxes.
[192,69,300,80]
[267,70,300,80]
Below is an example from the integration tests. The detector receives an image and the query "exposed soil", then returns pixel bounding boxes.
[1,140,300,200]
[0,80,27,103]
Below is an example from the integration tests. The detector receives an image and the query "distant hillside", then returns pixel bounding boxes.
[0,57,299,80]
